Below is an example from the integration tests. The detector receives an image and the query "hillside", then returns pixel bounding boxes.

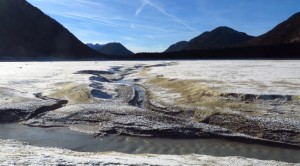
[185,26,254,50]
[245,12,300,46]
[165,27,254,52]
[0,0,100,60]
[164,41,188,53]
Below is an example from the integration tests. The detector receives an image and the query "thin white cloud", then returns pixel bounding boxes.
[136,0,196,31]
[135,1,147,16]
[34,0,107,11]
[45,10,135,29]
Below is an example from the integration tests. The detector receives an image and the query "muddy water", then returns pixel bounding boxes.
[0,123,299,163]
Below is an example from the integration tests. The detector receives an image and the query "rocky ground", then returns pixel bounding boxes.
[0,139,297,166]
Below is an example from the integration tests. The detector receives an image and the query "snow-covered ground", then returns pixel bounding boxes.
[145,60,300,95]
[0,61,299,97]
[1,61,300,165]
[0,61,136,98]
[0,139,296,166]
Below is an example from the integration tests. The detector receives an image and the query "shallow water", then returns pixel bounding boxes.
[116,79,147,109]
[0,123,299,163]
[132,84,147,108]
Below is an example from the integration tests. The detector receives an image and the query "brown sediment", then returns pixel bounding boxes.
[145,74,300,117]
[49,83,93,105]
[146,77,258,121]
[137,68,151,77]
[292,95,300,101]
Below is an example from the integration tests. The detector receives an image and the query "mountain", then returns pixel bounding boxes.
[184,26,254,50]
[164,27,254,52]
[87,43,134,56]
[87,43,103,51]
[245,12,300,46]
[136,13,300,60]
[0,0,100,60]
[164,41,188,53]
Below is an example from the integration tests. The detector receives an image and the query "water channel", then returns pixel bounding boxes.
[0,123,299,163]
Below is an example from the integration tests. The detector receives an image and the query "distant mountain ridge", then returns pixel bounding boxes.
[165,27,254,52]
[165,13,300,53]
[165,41,188,53]
[0,0,100,60]
[138,12,300,59]
[244,12,300,46]
[87,43,134,56]
[86,43,103,51]
[185,26,254,50]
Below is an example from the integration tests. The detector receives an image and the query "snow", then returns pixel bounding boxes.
[0,61,137,100]
[1,61,298,98]
[146,60,300,95]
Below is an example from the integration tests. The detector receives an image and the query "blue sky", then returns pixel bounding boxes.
[27,0,300,52]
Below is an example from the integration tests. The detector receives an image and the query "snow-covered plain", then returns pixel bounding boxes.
[145,60,300,95]
[0,61,142,98]
[0,61,299,97]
